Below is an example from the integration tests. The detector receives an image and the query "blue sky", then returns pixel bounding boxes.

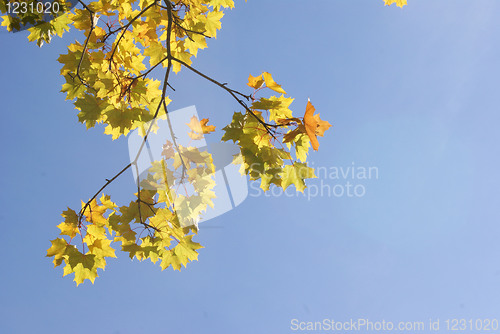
[1,0,500,333]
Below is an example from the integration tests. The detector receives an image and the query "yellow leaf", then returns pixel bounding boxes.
[247,73,264,89]
[88,239,117,258]
[280,163,316,193]
[263,72,286,94]
[201,10,224,37]
[73,262,98,286]
[184,33,207,57]
[384,0,407,8]
[99,194,117,211]
[46,238,68,267]
[57,208,80,239]
[209,0,235,10]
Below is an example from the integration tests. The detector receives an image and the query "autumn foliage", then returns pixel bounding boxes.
[0,0,403,285]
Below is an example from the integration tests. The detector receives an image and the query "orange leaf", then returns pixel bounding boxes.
[303,100,332,151]
[161,140,175,159]
[313,114,332,137]
[199,118,216,134]
[186,116,216,140]
[303,100,319,151]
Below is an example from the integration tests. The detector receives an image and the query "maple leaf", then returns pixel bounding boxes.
[186,116,216,140]
[251,98,282,111]
[74,94,109,129]
[144,40,167,67]
[209,0,235,10]
[72,262,98,285]
[283,127,304,144]
[46,238,68,267]
[201,10,224,37]
[85,224,107,240]
[184,33,207,57]
[27,13,72,47]
[263,72,287,94]
[251,96,293,122]
[280,163,316,192]
[0,15,16,32]
[160,251,182,271]
[221,111,244,142]
[99,194,117,211]
[35,0,327,284]
[292,133,311,163]
[303,100,332,151]
[174,235,203,265]
[384,0,407,8]
[88,239,116,258]
[81,199,108,226]
[161,140,175,159]
[313,113,332,137]
[247,73,264,89]
[259,167,283,191]
[61,78,86,100]
[57,208,79,239]
[63,248,99,285]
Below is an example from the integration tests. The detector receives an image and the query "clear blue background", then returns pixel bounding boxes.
[1,1,500,333]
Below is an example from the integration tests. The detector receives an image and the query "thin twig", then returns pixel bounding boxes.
[71,0,95,87]
[78,163,132,225]
[134,162,144,226]
[170,56,279,138]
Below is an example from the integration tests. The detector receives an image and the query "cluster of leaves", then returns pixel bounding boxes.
[55,0,234,139]
[48,109,220,285]
[0,0,74,46]
[141,117,218,229]
[222,73,331,192]
[2,0,413,285]
[47,192,204,284]
[384,0,407,8]
[41,0,242,285]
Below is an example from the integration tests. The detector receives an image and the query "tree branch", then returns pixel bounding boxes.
[78,163,132,225]
[107,0,159,70]
[170,56,279,138]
